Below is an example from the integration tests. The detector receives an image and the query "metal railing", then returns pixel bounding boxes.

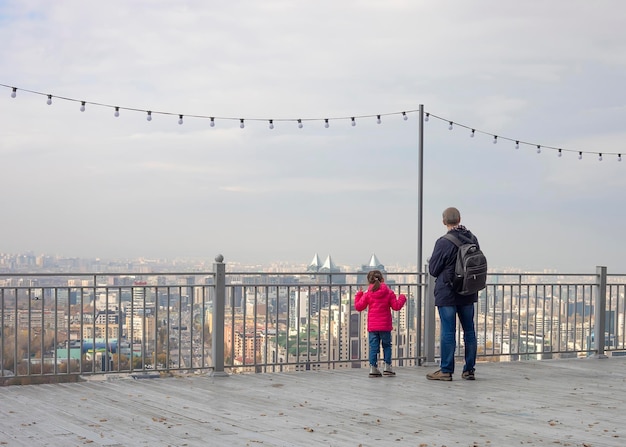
[1,258,625,382]
[424,266,626,365]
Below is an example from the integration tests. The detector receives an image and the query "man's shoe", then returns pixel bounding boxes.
[462,369,475,380]
[383,363,395,376]
[369,365,382,377]
[426,369,452,381]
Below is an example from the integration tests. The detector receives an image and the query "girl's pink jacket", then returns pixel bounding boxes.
[355,283,406,332]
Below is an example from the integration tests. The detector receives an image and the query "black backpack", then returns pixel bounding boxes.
[443,233,487,295]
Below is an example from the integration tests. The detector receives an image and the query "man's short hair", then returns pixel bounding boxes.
[442,207,461,225]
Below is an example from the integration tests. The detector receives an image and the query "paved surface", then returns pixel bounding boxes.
[1,357,625,447]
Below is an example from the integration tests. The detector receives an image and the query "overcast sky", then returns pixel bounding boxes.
[1,1,626,273]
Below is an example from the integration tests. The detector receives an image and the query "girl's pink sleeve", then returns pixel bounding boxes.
[390,292,407,311]
[355,290,367,311]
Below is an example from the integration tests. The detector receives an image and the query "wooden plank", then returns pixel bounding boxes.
[0,358,625,446]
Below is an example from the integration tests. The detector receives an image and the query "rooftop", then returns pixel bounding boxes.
[2,356,625,446]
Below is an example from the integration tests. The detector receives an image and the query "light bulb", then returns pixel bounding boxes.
[240,119,245,129]
[80,101,86,112]
[470,129,475,138]
[47,95,52,105]
[402,112,408,121]
[210,117,215,127]
[147,111,152,121]
[324,119,329,128]
[598,153,603,161]
[11,87,16,98]
[515,141,519,150]
[493,135,497,144]
[376,115,381,124]
[558,149,562,157]
[298,119,303,129]
[448,121,453,130]
[536,145,541,154]
[425,113,429,122]
[178,115,183,125]
[269,120,274,129]
[351,117,356,127]
[114,107,120,117]
[578,152,583,160]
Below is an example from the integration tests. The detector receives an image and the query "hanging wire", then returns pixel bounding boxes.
[2,83,623,160]
[0,83,414,127]
[425,112,622,160]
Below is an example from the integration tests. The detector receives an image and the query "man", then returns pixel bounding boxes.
[426,207,479,381]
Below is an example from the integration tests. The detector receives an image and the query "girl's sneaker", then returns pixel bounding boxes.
[369,365,382,377]
[383,363,396,376]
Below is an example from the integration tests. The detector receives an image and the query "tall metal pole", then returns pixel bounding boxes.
[416,104,425,365]
[418,104,424,275]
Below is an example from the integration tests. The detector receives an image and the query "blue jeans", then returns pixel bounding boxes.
[438,304,477,374]
[368,331,392,366]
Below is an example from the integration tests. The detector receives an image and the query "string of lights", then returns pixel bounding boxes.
[425,112,621,162]
[1,83,414,128]
[2,83,622,162]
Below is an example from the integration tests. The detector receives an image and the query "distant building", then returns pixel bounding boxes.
[307,253,345,284]
[82,309,121,340]
[307,253,322,273]
[357,254,388,285]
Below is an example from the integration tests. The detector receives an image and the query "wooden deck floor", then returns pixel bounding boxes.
[1,356,625,447]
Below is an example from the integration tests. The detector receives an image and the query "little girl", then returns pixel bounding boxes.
[355,270,407,377]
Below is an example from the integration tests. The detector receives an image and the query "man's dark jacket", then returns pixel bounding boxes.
[428,226,480,307]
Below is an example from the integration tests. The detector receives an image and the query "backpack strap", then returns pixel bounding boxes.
[443,233,462,247]
[444,232,474,246]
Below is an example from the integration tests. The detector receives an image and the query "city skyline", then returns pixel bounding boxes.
[2,2,626,273]
[0,250,611,275]
[0,250,400,273]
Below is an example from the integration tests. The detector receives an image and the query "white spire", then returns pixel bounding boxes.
[308,253,321,269]
[368,253,382,267]
[321,254,337,271]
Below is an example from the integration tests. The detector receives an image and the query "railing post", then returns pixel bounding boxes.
[423,264,437,366]
[415,267,424,365]
[592,265,608,359]
[211,254,229,376]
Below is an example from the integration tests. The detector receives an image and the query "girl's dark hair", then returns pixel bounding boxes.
[366,270,384,291]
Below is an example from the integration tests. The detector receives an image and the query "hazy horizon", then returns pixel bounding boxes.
[2,249,612,275]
